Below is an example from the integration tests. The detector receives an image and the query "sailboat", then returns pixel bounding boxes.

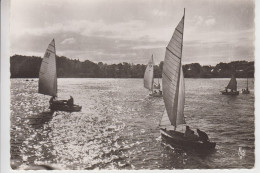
[159,9,216,151]
[221,75,239,95]
[144,55,162,97]
[38,39,82,112]
[242,76,250,94]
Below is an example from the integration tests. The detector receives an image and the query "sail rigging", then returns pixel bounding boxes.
[226,75,237,91]
[144,55,154,90]
[38,39,57,97]
[161,10,185,128]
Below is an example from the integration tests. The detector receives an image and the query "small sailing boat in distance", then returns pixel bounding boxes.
[144,55,162,97]
[38,39,82,112]
[221,74,239,95]
[242,76,250,94]
[159,9,216,152]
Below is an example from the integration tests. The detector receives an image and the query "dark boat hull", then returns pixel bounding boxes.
[149,91,163,97]
[49,101,82,112]
[242,90,250,94]
[221,91,239,95]
[160,129,216,152]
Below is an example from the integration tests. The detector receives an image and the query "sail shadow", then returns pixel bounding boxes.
[27,111,55,129]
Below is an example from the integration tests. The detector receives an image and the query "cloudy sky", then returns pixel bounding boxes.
[10,0,254,65]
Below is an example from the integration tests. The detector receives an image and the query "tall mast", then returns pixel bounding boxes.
[247,76,248,89]
[151,54,154,92]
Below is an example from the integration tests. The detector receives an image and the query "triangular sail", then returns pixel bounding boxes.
[144,55,154,90]
[226,75,237,91]
[162,12,185,127]
[38,39,57,97]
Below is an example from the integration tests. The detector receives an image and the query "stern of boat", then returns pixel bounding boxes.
[160,128,216,152]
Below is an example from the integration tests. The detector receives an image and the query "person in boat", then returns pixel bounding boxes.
[154,83,160,89]
[225,87,227,92]
[67,96,74,106]
[49,96,56,105]
[197,129,209,143]
[184,126,199,141]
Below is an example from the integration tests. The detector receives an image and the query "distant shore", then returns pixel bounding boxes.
[10,55,254,78]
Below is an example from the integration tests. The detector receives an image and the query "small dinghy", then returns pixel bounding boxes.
[49,100,82,112]
[242,76,250,94]
[221,75,239,95]
[144,55,162,97]
[38,39,82,112]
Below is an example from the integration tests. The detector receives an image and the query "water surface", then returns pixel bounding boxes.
[10,78,254,169]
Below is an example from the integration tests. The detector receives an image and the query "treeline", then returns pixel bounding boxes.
[10,55,254,78]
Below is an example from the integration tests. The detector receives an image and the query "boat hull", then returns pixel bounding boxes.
[149,91,163,97]
[49,101,82,112]
[160,129,216,152]
[242,90,250,94]
[221,91,239,95]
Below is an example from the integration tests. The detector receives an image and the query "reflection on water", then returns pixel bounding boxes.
[10,78,254,169]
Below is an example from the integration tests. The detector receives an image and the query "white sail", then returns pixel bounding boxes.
[162,12,185,127]
[160,109,171,127]
[160,66,185,127]
[144,55,154,90]
[176,65,185,125]
[38,39,57,97]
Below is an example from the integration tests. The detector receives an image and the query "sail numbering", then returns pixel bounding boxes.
[159,9,216,151]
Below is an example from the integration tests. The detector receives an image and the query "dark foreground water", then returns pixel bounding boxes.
[10,78,254,169]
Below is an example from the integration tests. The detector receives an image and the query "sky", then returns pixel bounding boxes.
[10,0,255,65]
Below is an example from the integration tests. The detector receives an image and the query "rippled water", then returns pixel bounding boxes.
[10,78,254,169]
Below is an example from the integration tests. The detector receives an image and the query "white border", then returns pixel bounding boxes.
[1,0,11,172]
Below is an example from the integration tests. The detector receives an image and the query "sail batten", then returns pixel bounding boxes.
[38,39,57,97]
[144,55,154,90]
[162,13,185,128]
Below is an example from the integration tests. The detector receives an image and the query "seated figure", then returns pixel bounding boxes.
[184,126,199,141]
[197,129,209,143]
[49,96,56,105]
[67,96,74,106]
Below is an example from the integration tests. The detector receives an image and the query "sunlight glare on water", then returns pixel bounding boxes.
[10,78,254,169]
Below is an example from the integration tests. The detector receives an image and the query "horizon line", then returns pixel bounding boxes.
[10,53,254,67]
